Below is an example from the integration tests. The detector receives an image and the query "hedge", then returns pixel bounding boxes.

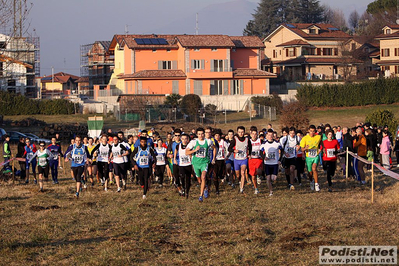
[0,91,75,115]
[296,78,399,107]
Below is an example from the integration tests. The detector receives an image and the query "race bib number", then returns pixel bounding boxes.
[237,150,246,159]
[74,155,84,164]
[27,153,34,161]
[251,150,260,158]
[196,148,206,158]
[51,151,58,159]
[181,156,191,164]
[113,152,120,157]
[100,152,108,158]
[308,149,317,158]
[139,156,149,166]
[286,147,294,155]
[156,155,165,162]
[327,148,335,158]
[217,149,224,158]
[39,158,47,166]
[267,152,276,160]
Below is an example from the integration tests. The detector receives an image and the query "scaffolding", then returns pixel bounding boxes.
[80,41,114,97]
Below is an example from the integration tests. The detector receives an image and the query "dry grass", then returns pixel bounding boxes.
[0,161,398,265]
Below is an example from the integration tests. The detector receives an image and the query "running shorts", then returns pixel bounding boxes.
[225,159,233,166]
[248,158,263,176]
[264,164,278,176]
[305,157,320,172]
[234,159,248,171]
[193,162,208,178]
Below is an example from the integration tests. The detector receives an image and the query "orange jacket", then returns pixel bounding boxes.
[353,134,367,157]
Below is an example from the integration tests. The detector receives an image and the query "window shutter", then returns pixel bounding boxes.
[201,59,205,69]
[286,49,289,57]
[231,60,234,69]
[191,60,194,69]
[210,60,214,72]
[293,48,296,57]
[334,48,338,56]
[210,80,215,95]
[194,80,203,95]
[172,61,177,70]
[224,59,228,72]
[158,61,162,70]
[172,81,179,94]
[230,80,234,95]
[223,80,228,95]
[317,48,321,55]
[240,80,244,95]
[387,49,390,57]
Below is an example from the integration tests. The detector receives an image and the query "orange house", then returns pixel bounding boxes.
[95,34,275,110]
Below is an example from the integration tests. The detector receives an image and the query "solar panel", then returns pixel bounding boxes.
[328,27,339,31]
[143,38,152,45]
[151,39,160,45]
[158,38,168,45]
[135,38,144,45]
[286,24,295,28]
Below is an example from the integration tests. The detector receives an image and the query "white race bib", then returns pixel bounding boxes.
[196,148,206,158]
[327,148,335,158]
[39,158,47,166]
[267,152,276,160]
[181,156,191,164]
[286,147,294,155]
[237,150,246,159]
[308,149,317,158]
[27,153,34,161]
[156,155,165,162]
[139,156,149,166]
[74,155,84,164]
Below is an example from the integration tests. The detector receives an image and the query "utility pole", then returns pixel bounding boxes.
[51,66,54,99]
[195,13,199,35]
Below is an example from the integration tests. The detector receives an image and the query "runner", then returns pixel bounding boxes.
[300,125,322,192]
[214,130,228,195]
[227,126,249,194]
[175,134,192,198]
[86,137,98,187]
[47,137,62,184]
[204,127,218,196]
[23,138,37,184]
[295,130,305,185]
[248,126,263,194]
[260,130,281,196]
[131,136,156,199]
[28,141,51,192]
[154,139,167,187]
[64,136,89,198]
[322,129,340,192]
[92,135,112,191]
[111,136,129,192]
[167,129,182,194]
[186,127,216,202]
[279,127,300,190]
[16,136,26,181]
[3,135,11,169]
[225,129,236,187]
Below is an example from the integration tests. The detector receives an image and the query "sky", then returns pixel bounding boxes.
[25,0,368,76]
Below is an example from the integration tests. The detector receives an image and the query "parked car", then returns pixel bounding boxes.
[0,128,7,141]
[24,133,51,145]
[7,131,29,143]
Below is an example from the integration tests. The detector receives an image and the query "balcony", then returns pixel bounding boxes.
[186,68,233,79]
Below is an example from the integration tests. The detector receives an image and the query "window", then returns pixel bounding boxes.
[322,48,333,56]
[386,29,391,34]
[210,80,223,95]
[395,66,399,74]
[394,48,399,56]
[211,48,218,51]
[289,48,296,57]
[160,61,172,69]
[193,60,201,69]
[317,48,321,55]
[213,59,224,72]
[382,48,390,57]
[232,80,241,95]
[194,48,200,52]
[152,49,156,53]
[273,50,277,58]
[232,48,236,52]
[167,49,171,52]
[381,66,389,71]
[351,43,356,51]
[309,28,316,34]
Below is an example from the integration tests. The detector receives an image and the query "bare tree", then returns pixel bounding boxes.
[323,5,348,31]
[349,10,359,30]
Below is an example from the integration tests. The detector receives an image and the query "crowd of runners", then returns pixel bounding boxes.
[2,122,398,201]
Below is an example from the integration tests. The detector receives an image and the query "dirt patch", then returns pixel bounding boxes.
[279,231,312,242]
[281,240,332,251]
[29,205,60,211]
[84,202,97,208]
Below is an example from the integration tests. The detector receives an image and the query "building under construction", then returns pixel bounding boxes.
[80,41,114,97]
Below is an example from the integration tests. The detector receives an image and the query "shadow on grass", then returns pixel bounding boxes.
[8,236,111,250]
[0,196,29,202]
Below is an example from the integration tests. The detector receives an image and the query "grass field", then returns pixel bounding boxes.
[1,105,399,265]
[0,160,399,265]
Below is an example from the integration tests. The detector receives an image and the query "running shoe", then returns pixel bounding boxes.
[315,183,320,192]
[361,180,366,185]
[123,184,127,190]
[228,181,231,186]
[75,192,79,198]
[299,183,302,186]
[52,181,56,184]
[204,188,209,198]
[328,187,332,192]
[269,191,273,196]
[257,176,261,185]
[25,179,29,184]
[216,191,220,195]
[104,187,108,191]
[38,188,44,192]
[142,195,146,200]
[310,180,315,191]
[239,188,244,194]
[289,184,295,191]
[117,187,121,193]
[34,179,37,184]
[83,184,87,189]
[254,188,259,194]
[198,196,203,202]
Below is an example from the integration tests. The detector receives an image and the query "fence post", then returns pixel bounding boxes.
[224,109,227,124]
[269,106,272,121]
[345,147,349,184]
[249,103,252,122]
[258,104,261,118]
[371,159,374,203]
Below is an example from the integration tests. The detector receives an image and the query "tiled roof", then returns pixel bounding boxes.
[41,72,80,83]
[0,54,33,69]
[97,41,111,51]
[276,39,312,47]
[109,34,126,51]
[123,35,178,49]
[385,24,399,29]
[76,76,89,83]
[176,35,235,48]
[233,68,276,77]
[119,70,186,79]
[277,57,363,65]
[369,50,380,57]
[376,59,399,65]
[229,36,264,48]
[375,31,399,39]
[282,23,352,39]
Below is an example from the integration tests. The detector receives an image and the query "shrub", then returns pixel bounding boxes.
[251,93,283,114]
[180,94,202,122]
[365,109,398,133]
[296,78,399,107]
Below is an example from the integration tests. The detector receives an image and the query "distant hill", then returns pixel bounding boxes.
[150,0,258,35]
